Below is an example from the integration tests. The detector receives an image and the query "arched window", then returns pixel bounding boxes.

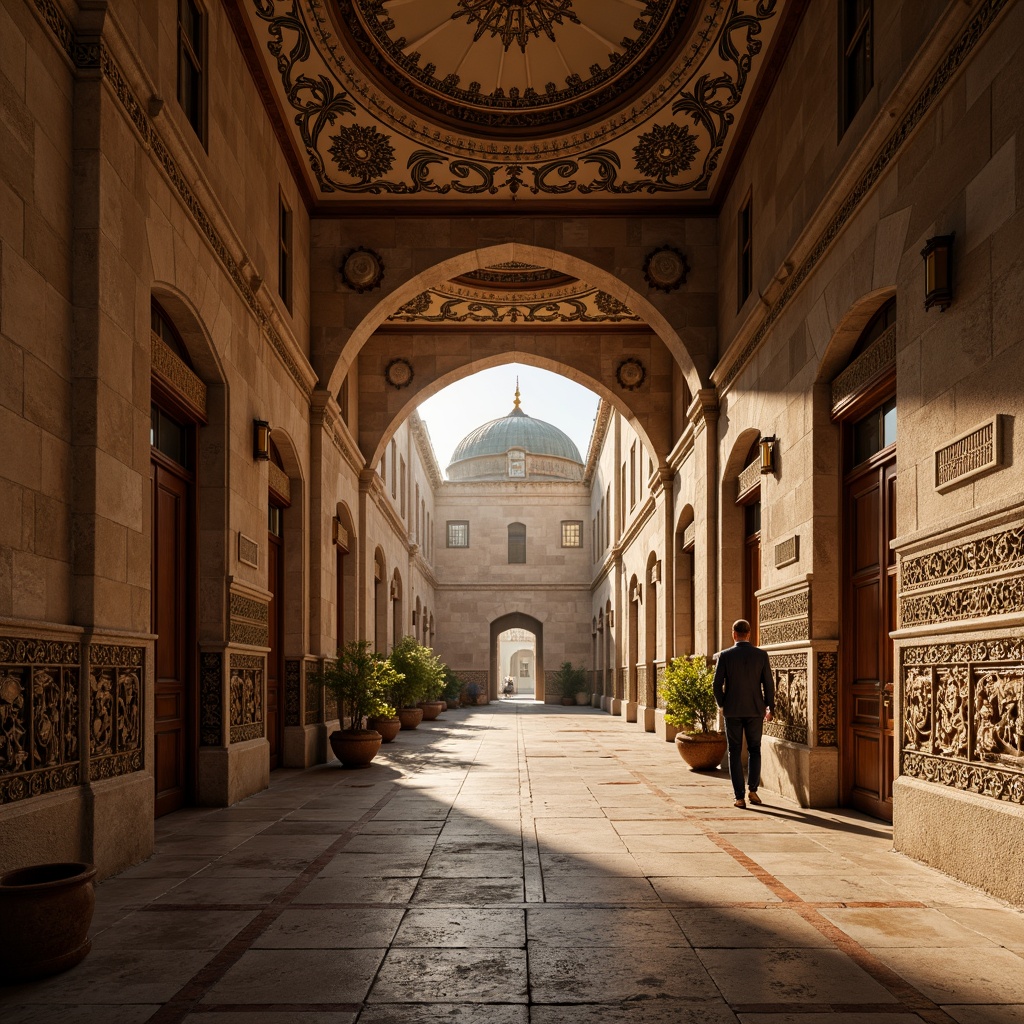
[508,523,526,564]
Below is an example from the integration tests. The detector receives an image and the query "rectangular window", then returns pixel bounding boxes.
[738,193,752,307]
[447,521,469,548]
[629,443,637,510]
[427,513,432,557]
[278,195,292,310]
[177,0,204,140]
[605,486,610,547]
[619,463,626,532]
[415,485,420,538]
[390,441,397,498]
[400,458,407,517]
[508,523,526,564]
[561,521,583,548]
[841,0,873,134]
[339,375,350,425]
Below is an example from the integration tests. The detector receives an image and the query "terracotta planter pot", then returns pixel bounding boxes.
[560,697,576,706]
[674,731,728,771]
[418,700,445,721]
[0,862,97,982]
[444,699,460,710]
[398,707,424,730]
[575,692,590,705]
[329,728,382,768]
[367,716,401,742]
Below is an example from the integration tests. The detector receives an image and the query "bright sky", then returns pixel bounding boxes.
[416,363,601,477]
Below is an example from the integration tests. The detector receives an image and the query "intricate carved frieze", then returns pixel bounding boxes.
[229,592,271,648]
[200,652,223,746]
[238,533,260,569]
[268,462,291,503]
[816,651,838,746]
[88,645,144,781]
[901,524,1024,593]
[775,535,799,569]
[766,653,807,745]
[0,656,80,804]
[229,654,265,744]
[830,324,896,413]
[758,588,809,647]
[736,459,760,503]
[304,661,322,726]
[901,577,1024,626]
[151,334,207,417]
[390,287,639,325]
[901,640,1024,805]
[935,416,1003,492]
[285,659,301,728]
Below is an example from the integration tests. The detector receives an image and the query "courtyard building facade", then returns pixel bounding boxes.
[1,0,1023,909]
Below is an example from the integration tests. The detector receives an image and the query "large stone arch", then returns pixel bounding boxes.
[489,612,545,703]
[322,242,709,398]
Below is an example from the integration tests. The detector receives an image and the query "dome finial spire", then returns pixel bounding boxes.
[513,377,521,410]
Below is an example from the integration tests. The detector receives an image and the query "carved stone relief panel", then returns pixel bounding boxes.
[88,644,145,781]
[0,637,80,803]
[285,659,301,728]
[759,587,810,647]
[766,652,808,745]
[199,652,223,746]
[305,658,322,726]
[229,592,270,648]
[901,640,1024,805]
[816,651,838,746]
[229,653,265,744]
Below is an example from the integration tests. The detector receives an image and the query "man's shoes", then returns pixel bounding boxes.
[733,798,746,808]
[748,791,762,805]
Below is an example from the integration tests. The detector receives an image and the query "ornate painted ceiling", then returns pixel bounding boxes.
[235,0,791,206]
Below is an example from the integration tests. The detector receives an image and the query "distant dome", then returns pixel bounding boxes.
[447,388,584,483]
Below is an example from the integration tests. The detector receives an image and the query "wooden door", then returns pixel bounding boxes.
[744,500,761,643]
[152,460,191,816]
[843,453,896,820]
[267,508,284,770]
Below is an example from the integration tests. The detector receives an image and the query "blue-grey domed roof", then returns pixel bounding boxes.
[449,406,582,468]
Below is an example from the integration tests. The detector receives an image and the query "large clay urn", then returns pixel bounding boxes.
[367,716,401,742]
[329,728,383,768]
[397,706,424,730]
[674,731,728,771]
[418,700,445,721]
[0,862,97,982]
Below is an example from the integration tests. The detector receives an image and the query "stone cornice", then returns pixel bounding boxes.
[311,390,364,476]
[583,400,613,488]
[409,410,443,489]
[28,0,318,401]
[712,0,1010,396]
[687,388,720,435]
[667,421,695,473]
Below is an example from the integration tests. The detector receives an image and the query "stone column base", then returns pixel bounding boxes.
[609,698,622,715]
[636,705,656,732]
[622,701,638,723]
[894,776,1024,905]
[654,710,679,742]
[283,724,328,768]
[759,737,838,807]
[197,738,270,806]
[591,693,601,708]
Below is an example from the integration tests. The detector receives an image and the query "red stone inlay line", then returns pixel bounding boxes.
[143,786,401,1024]
[629,767,959,1024]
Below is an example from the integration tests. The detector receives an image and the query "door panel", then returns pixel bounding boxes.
[267,527,283,770]
[152,462,190,817]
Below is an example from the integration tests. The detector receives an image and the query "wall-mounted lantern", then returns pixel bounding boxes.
[922,233,954,312]
[759,435,777,474]
[253,419,271,461]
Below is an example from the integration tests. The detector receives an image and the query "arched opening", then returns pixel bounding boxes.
[391,569,404,650]
[643,551,660,717]
[674,506,696,657]
[490,613,544,702]
[265,437,293,772]
[334,502,356,652]
[721,430,762,649]
[605,599,615,701]
[373,549,387,653]
[626,573,640,721]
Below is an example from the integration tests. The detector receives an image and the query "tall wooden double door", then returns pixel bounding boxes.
[267,503,284,770]
[842,410,897,821]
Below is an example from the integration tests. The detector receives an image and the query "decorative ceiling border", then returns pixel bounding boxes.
[29,0,317,401]
[247,0,778,200]
[717,0,1009,392]
[388,287,640,325]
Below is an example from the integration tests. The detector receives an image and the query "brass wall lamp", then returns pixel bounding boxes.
[253,419,271,461]
[922,233,954,312]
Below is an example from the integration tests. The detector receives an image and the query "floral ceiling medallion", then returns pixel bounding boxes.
[453,0,580,52]
[340,247,385,292]
[384,357,414,389]
[616,358,647,391]
[643,245,690,292]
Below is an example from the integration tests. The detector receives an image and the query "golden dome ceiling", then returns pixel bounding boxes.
[235,0,792,206]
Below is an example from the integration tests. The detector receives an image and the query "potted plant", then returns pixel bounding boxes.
[552,661,587,706]
[367,656,403,742]
[442,667,463,709]
[388,635,444,726]
[319,640,385,767]
[661,655,727,770]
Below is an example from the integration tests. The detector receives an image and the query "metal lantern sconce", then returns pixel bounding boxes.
[253,419,271,461]
[759,435,777,474]
[922,233,954,312]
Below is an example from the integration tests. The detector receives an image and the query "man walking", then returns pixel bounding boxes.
[713,619,774,808]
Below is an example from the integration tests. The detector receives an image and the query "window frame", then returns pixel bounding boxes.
[840,0,873,135]
[561,520,583,548]
[278,193,292,311]
[508,522,527,564]
[177,0,206,142]
[738,191,753,308]
[446,520,470,548]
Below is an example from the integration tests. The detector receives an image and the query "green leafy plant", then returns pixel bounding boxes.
[462,681,481,705]
[660,655,719,733]
[318,640,385,733]
[442,667,463,704]
[551,660,588,699]
[369,657,402,719]
[387,635,445,707]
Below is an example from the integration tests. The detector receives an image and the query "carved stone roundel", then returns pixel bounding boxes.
[644,245,690,292]
[340,247,385,293]
[385,357,414,389]
[616,358,646,391]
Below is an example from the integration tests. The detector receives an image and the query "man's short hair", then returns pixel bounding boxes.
[733,619,751,637]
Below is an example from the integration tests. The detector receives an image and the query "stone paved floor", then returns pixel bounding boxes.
[4,701,1024,1024]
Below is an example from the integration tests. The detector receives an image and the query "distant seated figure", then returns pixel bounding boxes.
[502,677,514,697]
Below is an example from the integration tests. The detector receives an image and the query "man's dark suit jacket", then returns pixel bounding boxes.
[713,641,775,718]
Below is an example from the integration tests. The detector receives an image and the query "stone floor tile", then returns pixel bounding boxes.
[532,833,630,853]
[392,908,525,947]
[673,907,833,947]
[821,907,1000,947]
[619,833,721,853]
[865,946,1024,1004]
[942,908,1024,949]
[0,949,214,1004]
[423,851,523,876]
[541,874,659,903]
[412,877,524,904]
[368,948,528,1003]
[632,851,753,876]
[767,874,902,903]
[696,947,896,1004]
[358,821,445,835]
[113,854,212,879]
[650,874,781,905]
[530,1004,739,1024]
[202,948,385,1004]
[945,1008,1024,1023]
[529,946,720,1002]
[610,819,704,835]
[90,908,257,950]
[298,875,418,904]
[0,1005,161,1024]
[737,1016,923,1024]
[254,907,404,948]
[432,834,522,852]
[527,906,688,946]
[744,852,861,875]
[345,834,440,854]
[539,851,642,875]
[726,835,829,854]
[153,874,292,905]
[183,1015,354,1024]
[357,1005,527,1024]
[315,852,428,877]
